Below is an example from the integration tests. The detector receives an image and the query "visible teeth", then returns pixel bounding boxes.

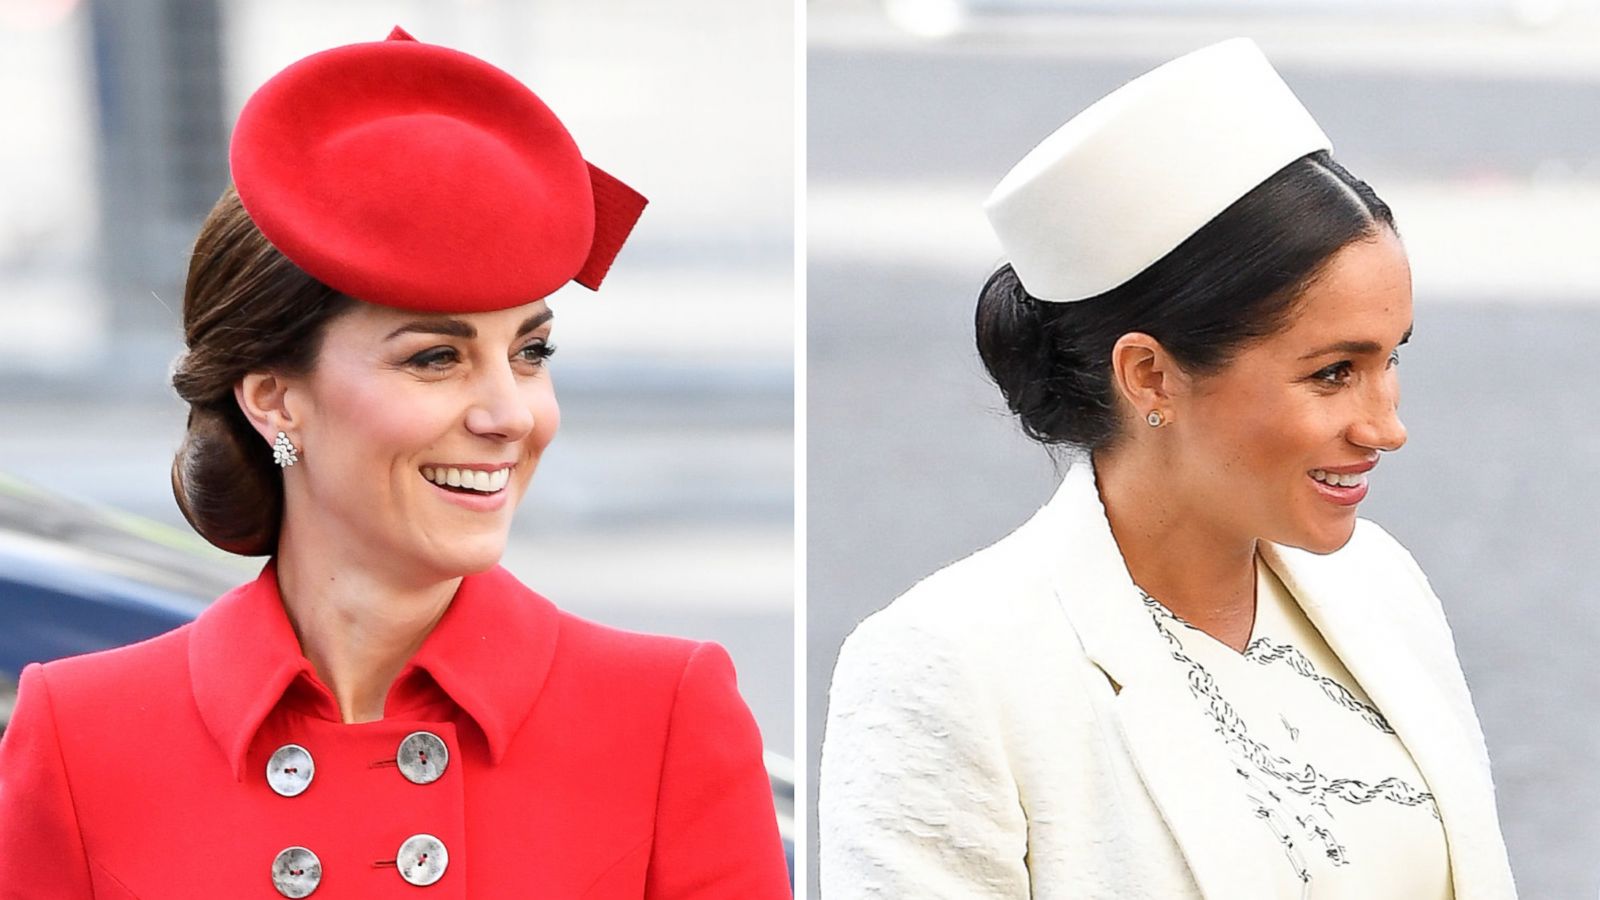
[1310,469,1366,488]
[422,466,511,493]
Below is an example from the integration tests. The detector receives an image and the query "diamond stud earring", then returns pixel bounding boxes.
[273,431,300,467]
[1146,410,1164,428]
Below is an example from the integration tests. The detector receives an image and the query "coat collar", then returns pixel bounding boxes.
[1031,456,1511,900]
[189,561,561,781]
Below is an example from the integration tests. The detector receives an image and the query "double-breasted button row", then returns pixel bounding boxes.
[266,731,450,797]
[270,835,450,896]
[264,731,452,895]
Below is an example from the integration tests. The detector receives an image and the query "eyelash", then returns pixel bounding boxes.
[1312,361,1354,385]
[516,341,556,365]
[406,348,457,370]
[1311,349,1402,386]
[405,341,557,370]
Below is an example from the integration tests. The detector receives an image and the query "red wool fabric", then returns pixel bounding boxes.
[0,563,790,897]
[229,26,647,312]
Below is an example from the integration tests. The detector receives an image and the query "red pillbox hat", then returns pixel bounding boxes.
[229,25,646,312]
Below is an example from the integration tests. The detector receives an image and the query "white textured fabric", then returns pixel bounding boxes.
[819,459,1516,900]
[983,38,1331,302]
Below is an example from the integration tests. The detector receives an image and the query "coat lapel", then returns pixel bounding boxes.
[1033,459,1301,899]
[1260,540,1516,900]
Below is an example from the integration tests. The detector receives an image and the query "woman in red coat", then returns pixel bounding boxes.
[0,27,789,899]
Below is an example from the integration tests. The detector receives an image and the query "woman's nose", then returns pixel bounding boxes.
[1349,372,1406,452]
[463,364,535,441]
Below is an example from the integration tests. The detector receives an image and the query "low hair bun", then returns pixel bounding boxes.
[168,185,353,556]
[976,265,1118,448]
[170,403,281,556]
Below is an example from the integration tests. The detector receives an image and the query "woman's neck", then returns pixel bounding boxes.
[1093,446,1258,652]
[273,519,461,724]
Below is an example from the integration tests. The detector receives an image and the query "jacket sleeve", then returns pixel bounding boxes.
[819,612,1030,899]
[0,663,93,898]
[645,642,791,899]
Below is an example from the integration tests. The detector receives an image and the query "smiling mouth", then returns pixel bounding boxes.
[420,465,511,494]
[1308,468,1368,489]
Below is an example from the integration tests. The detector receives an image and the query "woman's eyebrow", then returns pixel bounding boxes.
[1298,325,1414,360]
[383,309,553,342]
[385,318,475,341]
[516,309,554,337]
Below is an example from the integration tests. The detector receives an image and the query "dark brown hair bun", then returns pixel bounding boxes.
[169,186,353,555]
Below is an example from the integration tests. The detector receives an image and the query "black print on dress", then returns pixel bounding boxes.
[1239,768,1316,884]
[1246,636,1395,734]
[1139,592,1441,887]
[1279,714,1301,742]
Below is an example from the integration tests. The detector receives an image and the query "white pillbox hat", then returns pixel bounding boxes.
[983,38,1332,303]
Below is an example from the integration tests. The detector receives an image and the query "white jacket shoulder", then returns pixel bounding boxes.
[820,532,1048,898]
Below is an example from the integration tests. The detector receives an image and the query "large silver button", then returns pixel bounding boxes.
[396,833,449,886]
[396,731,449,785]
[266,744,315,797]
[270,846,322,897]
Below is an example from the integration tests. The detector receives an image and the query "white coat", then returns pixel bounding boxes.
[819,458,1516,899]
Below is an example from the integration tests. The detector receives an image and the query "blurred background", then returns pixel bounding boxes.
[0,0,794,760]
[808,1,1600,896]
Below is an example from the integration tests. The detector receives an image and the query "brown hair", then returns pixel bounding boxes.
[170,186,355,555]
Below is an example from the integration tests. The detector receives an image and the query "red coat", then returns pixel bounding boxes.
[0,562,790,898]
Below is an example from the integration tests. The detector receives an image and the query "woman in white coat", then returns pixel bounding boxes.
[818,39,1516,900]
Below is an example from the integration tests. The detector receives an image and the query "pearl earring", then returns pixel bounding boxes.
[273,431,300,467]
[1146,410,1164,428]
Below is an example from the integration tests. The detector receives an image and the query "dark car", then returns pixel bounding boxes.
[0,473,795,876]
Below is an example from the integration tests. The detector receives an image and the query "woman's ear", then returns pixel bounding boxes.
[1109,332,1186,425]
[234,372,297,446]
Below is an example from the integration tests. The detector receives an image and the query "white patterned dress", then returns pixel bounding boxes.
[1139,557,1454,900]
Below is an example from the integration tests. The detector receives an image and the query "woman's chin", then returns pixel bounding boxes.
[1282,518,1358,556]
[416,536,509,579]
